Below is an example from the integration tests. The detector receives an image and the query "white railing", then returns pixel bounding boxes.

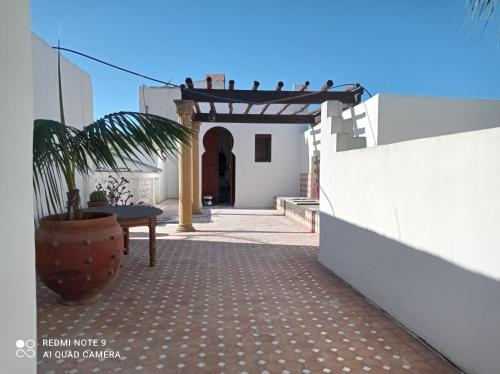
[89,172,159,206]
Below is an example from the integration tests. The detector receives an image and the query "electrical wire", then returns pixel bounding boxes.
[53,46,372,105]
[54,46,176,87]
[363,87,374,98]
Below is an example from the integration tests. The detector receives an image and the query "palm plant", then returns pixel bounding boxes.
[33,49,191,221]
[468,0,497,32]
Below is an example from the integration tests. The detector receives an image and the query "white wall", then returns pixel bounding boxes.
[0,1,37,372]
[92,172,159,206]
[319,117,500,373]
[31,33,94,211]
[200,123,309,208]
[302,126,320,173]
[345,94,500,147]
[342,94,379,147]
[31,33,93,130]
[139,85,181,200]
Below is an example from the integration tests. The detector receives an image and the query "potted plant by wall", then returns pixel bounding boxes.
[87,190,109,207]
[34,51,191,305]
[97,175,134,206]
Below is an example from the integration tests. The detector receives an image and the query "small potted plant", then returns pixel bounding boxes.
[87,190,109,207]
[102,176,134,206]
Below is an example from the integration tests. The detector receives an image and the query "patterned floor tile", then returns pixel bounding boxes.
[37,206,459,374]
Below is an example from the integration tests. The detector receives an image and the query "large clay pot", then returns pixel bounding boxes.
[36,212,123,305]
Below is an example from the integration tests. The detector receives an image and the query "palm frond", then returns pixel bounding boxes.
[79,112,192,172]
[33,119,92,217]
[468,0,497,31]
[33,113,192,219]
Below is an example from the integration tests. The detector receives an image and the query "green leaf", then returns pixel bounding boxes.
[33,112,192,219]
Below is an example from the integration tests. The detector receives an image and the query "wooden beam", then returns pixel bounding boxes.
[344,83,363,106]
[292,80,333,114]
[181,82,360,105]
[321,80,334,91]
[260,81,284,114]
[185,78,201,113]
[228,79,235,114]
[243,81,260,114]
[277,81,309,115]
[193,113,315,124]
[206,76,216,114]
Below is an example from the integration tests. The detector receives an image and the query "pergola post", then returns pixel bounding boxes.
[175,100,195,232]
[191,121,201,214]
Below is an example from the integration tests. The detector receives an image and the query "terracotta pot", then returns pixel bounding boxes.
[35,212,123,305]
[87,201,110,208]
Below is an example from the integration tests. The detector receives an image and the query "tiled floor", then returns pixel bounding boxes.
[37,205,460,373]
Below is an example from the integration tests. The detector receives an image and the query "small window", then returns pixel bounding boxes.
[255,134,272,162]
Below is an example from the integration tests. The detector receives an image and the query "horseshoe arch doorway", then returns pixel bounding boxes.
[202,127,235,205]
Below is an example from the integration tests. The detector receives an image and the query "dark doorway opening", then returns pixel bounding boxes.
[202,127,235,205]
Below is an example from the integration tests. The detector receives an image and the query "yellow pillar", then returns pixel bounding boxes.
[175,100,195,232]
[191,121,202,214]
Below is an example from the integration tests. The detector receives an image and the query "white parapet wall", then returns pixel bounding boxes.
[139,84,181,200]
[31,33,93,131]
[319,98,500,373]
[343,94,500,147]
[90,172,160,206]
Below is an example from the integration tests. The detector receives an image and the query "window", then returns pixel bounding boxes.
[255,134,272,162]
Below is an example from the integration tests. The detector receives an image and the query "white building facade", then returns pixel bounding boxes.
[140,75,311,208]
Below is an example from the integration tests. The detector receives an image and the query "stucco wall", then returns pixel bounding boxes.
[342,95,379,147]
[319,121,500,374]
[31,33,93,130]
[302,126,320,172]
[344,94,500,147]
[200,123,309,208]
[0,1,37,372]
[92,172,160,206]
[139,85,181,200]
[31,33,94,211]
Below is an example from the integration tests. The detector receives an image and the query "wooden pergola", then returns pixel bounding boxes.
[174,77,364,231]
[181,77,364,126]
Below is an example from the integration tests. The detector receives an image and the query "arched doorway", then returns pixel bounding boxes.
[202,127,235,205]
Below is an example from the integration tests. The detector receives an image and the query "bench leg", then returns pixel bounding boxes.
[149,217,156,266]
[123,228,129,255]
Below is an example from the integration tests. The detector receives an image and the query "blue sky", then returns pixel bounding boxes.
[32,0,499,120]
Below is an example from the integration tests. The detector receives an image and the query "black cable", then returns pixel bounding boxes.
[53,46,178,87]
[53,46,374,104]
[362,87,374,98]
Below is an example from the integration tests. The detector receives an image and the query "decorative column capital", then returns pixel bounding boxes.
[174,100,194,130]
[174,100,195,116]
